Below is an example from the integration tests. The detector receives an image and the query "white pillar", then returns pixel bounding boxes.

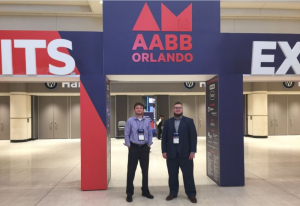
[10,83,31,141]
[247,83,268,137]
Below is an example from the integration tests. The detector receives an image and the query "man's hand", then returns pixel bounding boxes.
[162,153,167,159]
[148,145,151,148]
[189,153,195,160]
[127,146,130,148]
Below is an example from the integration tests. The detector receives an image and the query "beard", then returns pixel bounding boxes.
[135,111,143,116]
[174,112,183,118]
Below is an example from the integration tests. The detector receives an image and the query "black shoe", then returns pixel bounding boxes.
[126,196,133,202]
[166,195,177,201]
[189,197,197,203]
[142,192,154,199]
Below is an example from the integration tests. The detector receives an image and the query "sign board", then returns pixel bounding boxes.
[283,82,295,89]
[206,76,220,185]
[183,82,195,89]
[45,82,58,90]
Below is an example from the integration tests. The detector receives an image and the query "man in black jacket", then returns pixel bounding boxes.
[161,102,197,203]
[156,114,164,140]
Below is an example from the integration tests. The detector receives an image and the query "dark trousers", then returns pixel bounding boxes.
[167,153,196,197]
[126,143,150,196]
[157,128,162,139]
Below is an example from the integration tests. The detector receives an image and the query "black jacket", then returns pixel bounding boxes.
[161,116,197,158]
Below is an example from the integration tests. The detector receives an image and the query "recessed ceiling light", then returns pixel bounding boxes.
[99,1,103,4]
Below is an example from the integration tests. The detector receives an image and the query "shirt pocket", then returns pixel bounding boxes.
[131,122,138,132]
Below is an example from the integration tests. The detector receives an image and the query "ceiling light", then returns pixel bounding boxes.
[99,0,103,4]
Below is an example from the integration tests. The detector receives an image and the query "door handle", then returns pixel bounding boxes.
[55,122,57,130]
[275,118,278,127]
[199,119,202,128]
[290,118,293,126]
[271,118,274,127]
[0,121,3,131]
[50,121,52,130]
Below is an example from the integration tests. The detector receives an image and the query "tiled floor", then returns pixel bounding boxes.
[1,136,300,205]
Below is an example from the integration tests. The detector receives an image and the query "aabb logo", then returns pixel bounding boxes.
[132,3,193,63]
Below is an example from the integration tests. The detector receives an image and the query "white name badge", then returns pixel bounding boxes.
[139,134,145,141]
[138,129,145,141]
[173,132,179,144]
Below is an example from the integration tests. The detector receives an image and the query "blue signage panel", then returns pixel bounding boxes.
[221,33,300,75]
[103,1,221,75]
[206,76,220,185]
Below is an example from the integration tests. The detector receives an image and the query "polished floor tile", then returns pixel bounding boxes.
[1,136,300,205]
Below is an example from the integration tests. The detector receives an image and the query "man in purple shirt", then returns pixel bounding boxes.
[125,102,153,202]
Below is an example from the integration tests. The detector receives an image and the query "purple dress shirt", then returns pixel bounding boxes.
[124,116,153,146]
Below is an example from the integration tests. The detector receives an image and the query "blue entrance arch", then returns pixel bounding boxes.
[80,0,300,190]
[0,1,298,190]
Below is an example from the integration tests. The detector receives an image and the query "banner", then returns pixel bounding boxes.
[206,76,220,185]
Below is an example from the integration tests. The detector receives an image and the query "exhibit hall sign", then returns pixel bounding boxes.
[0,31,81,75]
[251,41,300,75]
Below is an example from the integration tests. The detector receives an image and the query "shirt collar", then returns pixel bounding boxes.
[134,116,145,120]
[174,116,182,120]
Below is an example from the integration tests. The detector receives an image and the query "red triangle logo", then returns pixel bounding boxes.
[161,3,192,32]
[133,3,160,31]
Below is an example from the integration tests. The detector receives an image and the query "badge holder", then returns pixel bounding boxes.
[138,129,145,141]
[173,132,179,144]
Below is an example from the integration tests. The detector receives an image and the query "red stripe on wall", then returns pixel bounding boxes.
[80,82,107,190]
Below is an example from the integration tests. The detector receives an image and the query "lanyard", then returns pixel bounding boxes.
[174,119,180,133]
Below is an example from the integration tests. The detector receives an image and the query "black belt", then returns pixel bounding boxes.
[130,142,147,147]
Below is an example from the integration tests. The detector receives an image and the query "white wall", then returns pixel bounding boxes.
[0,15,103,31]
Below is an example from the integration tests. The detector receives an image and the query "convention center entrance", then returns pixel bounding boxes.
[107,75,214,190]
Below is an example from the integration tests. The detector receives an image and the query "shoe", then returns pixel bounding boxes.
[189,197,197,203]
[142,192,154,199]
[126,196,133,202]
[166,195,177,201]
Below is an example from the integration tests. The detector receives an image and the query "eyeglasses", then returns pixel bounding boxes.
[174,107,182,109]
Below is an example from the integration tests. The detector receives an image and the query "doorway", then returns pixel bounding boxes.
[0,96,10,140]
[38,96,80,139]
[107,75,213,189]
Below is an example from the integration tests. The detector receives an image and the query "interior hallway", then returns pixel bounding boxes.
[1,136,300,205]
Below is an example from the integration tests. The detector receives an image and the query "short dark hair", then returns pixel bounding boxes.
[134,102,145,109]
[160,114,164,117]
[174,102,182,106]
